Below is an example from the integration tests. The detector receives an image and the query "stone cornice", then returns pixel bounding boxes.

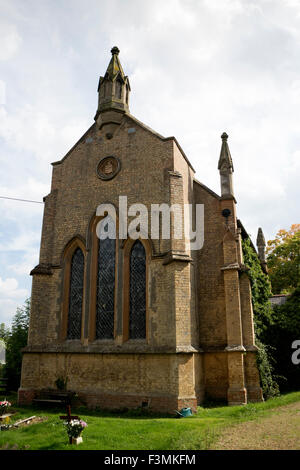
[30,264,54,276]
[162,251,193,265]
[22,343,203,355]
[220,262,240,271]
[22,344,260,355]
[225,345,246,352]
[221,262,251,274]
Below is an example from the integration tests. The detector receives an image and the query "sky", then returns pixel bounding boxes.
[0,0,299,326]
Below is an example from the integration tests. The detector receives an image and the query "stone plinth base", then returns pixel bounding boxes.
[18,388,36,405]
[246,386,264,403]
[18,387,198,415]
[80,392,198,414]
[227,387,247,406]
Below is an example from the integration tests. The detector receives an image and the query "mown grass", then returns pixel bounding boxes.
[0,391,300,450]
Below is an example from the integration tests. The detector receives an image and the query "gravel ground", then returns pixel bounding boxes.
[213,402,300,450]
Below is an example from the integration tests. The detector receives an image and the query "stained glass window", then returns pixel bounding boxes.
[67,248,84,340]
[96,218,116,339]
[129,240,146,339]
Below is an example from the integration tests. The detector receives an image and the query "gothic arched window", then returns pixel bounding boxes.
[129,240,146,339]
[95,217,116,339]
[67,247,84,340]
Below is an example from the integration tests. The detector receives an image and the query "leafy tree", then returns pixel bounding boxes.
[267,224,300,294]
[4,298,30,391]
[263,287,300,392]
[0,323,10,343]
[244,224,300,394]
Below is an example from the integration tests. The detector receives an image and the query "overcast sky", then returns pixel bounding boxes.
[0,0,299,326]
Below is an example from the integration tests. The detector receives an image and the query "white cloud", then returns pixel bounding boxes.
[0,106,89,167]
[0,230,40,253]
[0,276,26,297]
[8,250,38,276]
[0,21,22,61]
[0,0,300,324]
[0,276,29,325]
[0,82,6,105]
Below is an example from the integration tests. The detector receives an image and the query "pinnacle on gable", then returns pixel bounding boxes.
[218,132,235,200]
[95,47,131,120]
[256,227,266,247]
[218,132,234,172]
[105,46,126,82]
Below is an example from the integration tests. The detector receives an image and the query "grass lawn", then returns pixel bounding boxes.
[0,391,300,450]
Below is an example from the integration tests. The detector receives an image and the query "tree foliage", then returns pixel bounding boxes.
[0,323,10,344]
[267,224,300,294]
[4,298,30,391]
[263,287,300,392]
[243,226,300,395]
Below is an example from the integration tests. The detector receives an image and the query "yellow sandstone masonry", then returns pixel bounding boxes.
[19,47,263,411]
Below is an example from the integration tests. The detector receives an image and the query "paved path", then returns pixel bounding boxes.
[213,402,300,450]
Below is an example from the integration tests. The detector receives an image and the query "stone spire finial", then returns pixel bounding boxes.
[218,132,234,172]
[105,46,125,81]
[94,47,131,121]
[256,227,266,248]
[256,227,267,265]
[218,132,234,199]
[111,46,120,56]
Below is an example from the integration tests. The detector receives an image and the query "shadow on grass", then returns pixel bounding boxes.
[5,389,300,425]
[13,402,179,421]
[2,392,180,420]
[200,398,228,409]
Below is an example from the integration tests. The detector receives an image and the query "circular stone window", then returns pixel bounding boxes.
[97,156,121,180]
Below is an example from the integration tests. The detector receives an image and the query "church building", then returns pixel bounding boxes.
[19,47,263,412]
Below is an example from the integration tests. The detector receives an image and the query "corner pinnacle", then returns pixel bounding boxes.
[218,132,233,172]
[256,227,266,247]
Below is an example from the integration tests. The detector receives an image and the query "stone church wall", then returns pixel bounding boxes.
[20,351,202,412]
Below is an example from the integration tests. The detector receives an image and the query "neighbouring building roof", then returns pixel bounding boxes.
[270,294,290,307]
[0,339,5,364]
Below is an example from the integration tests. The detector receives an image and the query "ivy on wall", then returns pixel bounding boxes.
[241,238,280,398]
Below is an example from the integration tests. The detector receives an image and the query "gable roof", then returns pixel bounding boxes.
[193,177,221,200]
[126,114,195,172]
[52,123,96,166]
[51,112,196,173]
